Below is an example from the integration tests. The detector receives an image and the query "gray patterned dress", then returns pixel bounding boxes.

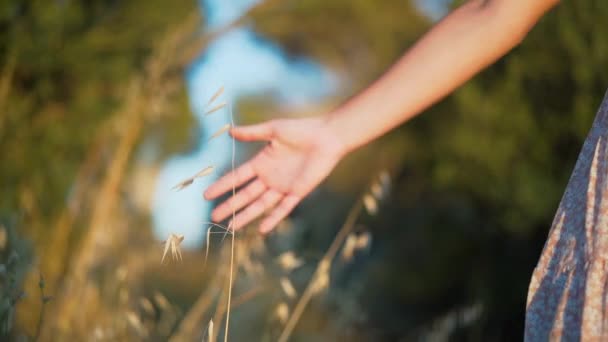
[525,89,608,340]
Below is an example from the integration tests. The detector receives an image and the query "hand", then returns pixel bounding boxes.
[204,117,346,233]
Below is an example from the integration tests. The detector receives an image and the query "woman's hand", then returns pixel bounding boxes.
[204,117,346,234]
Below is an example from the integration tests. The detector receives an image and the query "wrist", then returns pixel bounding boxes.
[322,109,360,156]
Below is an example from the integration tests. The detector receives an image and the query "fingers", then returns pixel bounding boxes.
[230,122,274,142]
[204,163,255,200]
[211,179,266,222]
[259,195,300,234]
[229,189,282,230]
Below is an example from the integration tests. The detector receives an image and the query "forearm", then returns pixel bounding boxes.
[326,0,558,154]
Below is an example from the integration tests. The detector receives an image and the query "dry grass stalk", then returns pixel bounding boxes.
[168,267,225,341]
[223,99,237,342]
[229,286,263,309]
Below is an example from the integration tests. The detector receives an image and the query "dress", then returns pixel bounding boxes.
[525,89,608,340]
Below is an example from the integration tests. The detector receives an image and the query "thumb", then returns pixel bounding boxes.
[230,122,274,142]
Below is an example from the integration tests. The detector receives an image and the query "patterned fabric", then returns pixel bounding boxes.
[525,89,608,341]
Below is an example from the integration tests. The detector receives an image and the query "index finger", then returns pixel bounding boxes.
[204,163,255,200]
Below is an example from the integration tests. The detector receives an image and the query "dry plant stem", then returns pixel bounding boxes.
[168,267,224,341]
[211,275,230,342]
[229,286,263,309]
[224,102,237,342]
[278,199,364,342]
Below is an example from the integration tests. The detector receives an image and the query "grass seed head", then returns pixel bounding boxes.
[275,303,289,324]
[363,194,378,215]
[276,252,304,272]
[209,124,231,141]
[280,277,297,299]
[206,86,224,107]
[161,233,184,264]
[204,102,227,116]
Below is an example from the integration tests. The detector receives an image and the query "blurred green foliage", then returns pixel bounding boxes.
[0,0,196,222]
[1,0,608,340]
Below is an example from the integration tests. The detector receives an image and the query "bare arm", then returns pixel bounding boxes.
[205,0,560,233]
[327,0,560,153]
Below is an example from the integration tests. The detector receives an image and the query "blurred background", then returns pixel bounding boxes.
[1,0,607,341]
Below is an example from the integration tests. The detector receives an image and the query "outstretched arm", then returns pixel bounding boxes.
[326,0,559,152]
[205,0,559,233]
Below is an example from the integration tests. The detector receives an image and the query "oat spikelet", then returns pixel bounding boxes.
[342,234,357,261]
[371,182,384,199]
[209,124,231,141]
[342,232,372,261]
[204,102,227,116]
[379,171,391,188]
[280,277,297,299]
[204,226,211,269]
[207,319,215,342]
[153,291,170,310]
[275,303,289,324]
[363,194,378,215]
[139,298,155,315]
[276,251,304,272]
[206,86,224,107]
[310,260,330,297]
[172,177,194,191]
[126,311,147,337]
[161,233,184,263]
[161,236,172,263]
[172,166,214,191]
[355,231,371,250]
[195,166,214,178]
